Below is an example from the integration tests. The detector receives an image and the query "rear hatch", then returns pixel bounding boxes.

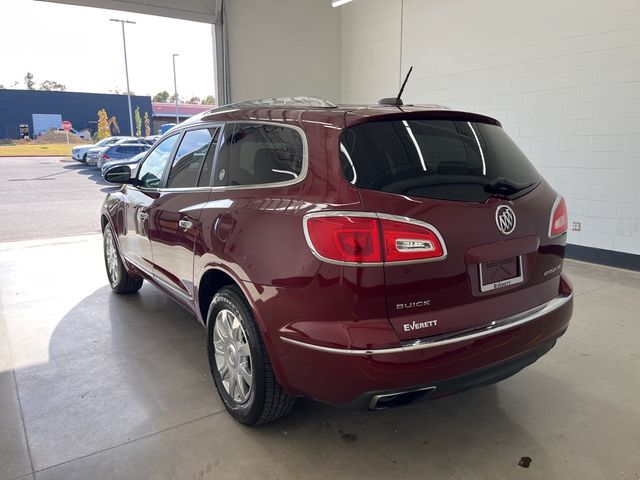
[340,115,567,341]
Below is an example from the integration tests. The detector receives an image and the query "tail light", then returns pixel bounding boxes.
[549,195,568,238]
[305,216,382,264]
[381,219,444,262]
[304,213,446,265]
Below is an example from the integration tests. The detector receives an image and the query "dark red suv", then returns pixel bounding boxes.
[101,97,573,425]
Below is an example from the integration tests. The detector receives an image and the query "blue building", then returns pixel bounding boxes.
[0,89,153,139]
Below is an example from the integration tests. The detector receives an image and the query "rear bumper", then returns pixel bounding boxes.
[270,278,573,405]
[346,337,558,410]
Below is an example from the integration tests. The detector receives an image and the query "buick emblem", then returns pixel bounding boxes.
[495,205,516,235]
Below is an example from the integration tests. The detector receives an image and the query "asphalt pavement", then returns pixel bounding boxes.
[0,156,117,242]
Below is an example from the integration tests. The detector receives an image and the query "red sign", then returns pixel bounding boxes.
[61,121,72,131]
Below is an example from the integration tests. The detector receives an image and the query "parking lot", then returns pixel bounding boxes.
[0,156,638,480]
[0,157,114,242]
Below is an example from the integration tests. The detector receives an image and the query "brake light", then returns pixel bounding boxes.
[305,216,381,263]
[549,196,568,238]
[381,219,444,262]
[304,214,446,265]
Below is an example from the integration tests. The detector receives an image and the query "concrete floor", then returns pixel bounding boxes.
[0,235,638,480]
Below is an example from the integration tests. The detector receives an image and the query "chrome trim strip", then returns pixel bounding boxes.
[122,254,193,301]
[122,254,153,278]
[301,211,448,267]
[280,293,572,356]
[153,274,194,301]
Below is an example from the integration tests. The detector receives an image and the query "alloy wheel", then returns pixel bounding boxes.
[213,309,253,404]
[104,229,119,285]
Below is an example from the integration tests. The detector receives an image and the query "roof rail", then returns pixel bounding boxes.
[210,96,337,112]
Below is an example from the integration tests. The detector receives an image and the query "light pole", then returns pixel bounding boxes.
[110,18,136,136]
[172,53,180,124]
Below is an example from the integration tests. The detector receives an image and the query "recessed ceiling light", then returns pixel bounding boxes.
[331,0,354,7]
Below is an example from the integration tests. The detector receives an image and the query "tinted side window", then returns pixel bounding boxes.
[137,134,179,189]
[167,128,218,188]
[223,123,304,187]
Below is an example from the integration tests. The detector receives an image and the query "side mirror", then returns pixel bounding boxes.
[104,165,135,184]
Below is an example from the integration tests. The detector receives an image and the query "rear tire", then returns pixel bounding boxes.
[103,225,143,294]
[206,285,294,425]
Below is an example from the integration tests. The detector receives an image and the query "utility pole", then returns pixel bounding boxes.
[110,18,136,136]
[172,53,180,124]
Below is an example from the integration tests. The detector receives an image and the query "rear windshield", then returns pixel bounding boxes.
[340,119,540,202]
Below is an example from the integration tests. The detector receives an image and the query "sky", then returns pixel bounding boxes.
[0,1,216,101]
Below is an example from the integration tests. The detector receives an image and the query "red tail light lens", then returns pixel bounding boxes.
[549,196,568,238]
[305,216,382,263]
[381,219,444,262]
[304,214,446,265]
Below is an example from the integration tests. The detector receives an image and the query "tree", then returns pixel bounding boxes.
[134,107,142,137]
[153,90,170,102]
[169,93,180,103]
[24,72,35,90]
[187,96,201,104]
[144,112,151,137]
[39,80,67,91]
[201,95,216,106]
[97,109,110,141]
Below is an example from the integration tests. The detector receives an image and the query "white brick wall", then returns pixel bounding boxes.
[340,0,640,255]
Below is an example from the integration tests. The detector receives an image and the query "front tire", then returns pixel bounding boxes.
[103,225,143,294]
[206,286,294,425]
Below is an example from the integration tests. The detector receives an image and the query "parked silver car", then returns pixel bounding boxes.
[86,137,138,166]
[96,143,150,170]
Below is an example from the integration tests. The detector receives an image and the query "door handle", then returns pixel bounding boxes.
[179,219,193,230]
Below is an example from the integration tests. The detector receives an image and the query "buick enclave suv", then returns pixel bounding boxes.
[101,97,573,425]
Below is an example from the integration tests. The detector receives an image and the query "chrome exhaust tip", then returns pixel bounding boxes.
[368,386,437,410]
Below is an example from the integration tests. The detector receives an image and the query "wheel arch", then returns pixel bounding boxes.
[197,265,294,396]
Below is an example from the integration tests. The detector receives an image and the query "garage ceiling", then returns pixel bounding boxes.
[38,0,220,23]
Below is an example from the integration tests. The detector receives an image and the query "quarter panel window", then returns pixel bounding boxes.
[167,128,218,188]
[137,134,179,189]
[224,123,304,187]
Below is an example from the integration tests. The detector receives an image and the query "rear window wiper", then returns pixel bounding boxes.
[484,177,535,196]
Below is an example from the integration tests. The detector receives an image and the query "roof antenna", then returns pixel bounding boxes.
[379,66,413,107]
